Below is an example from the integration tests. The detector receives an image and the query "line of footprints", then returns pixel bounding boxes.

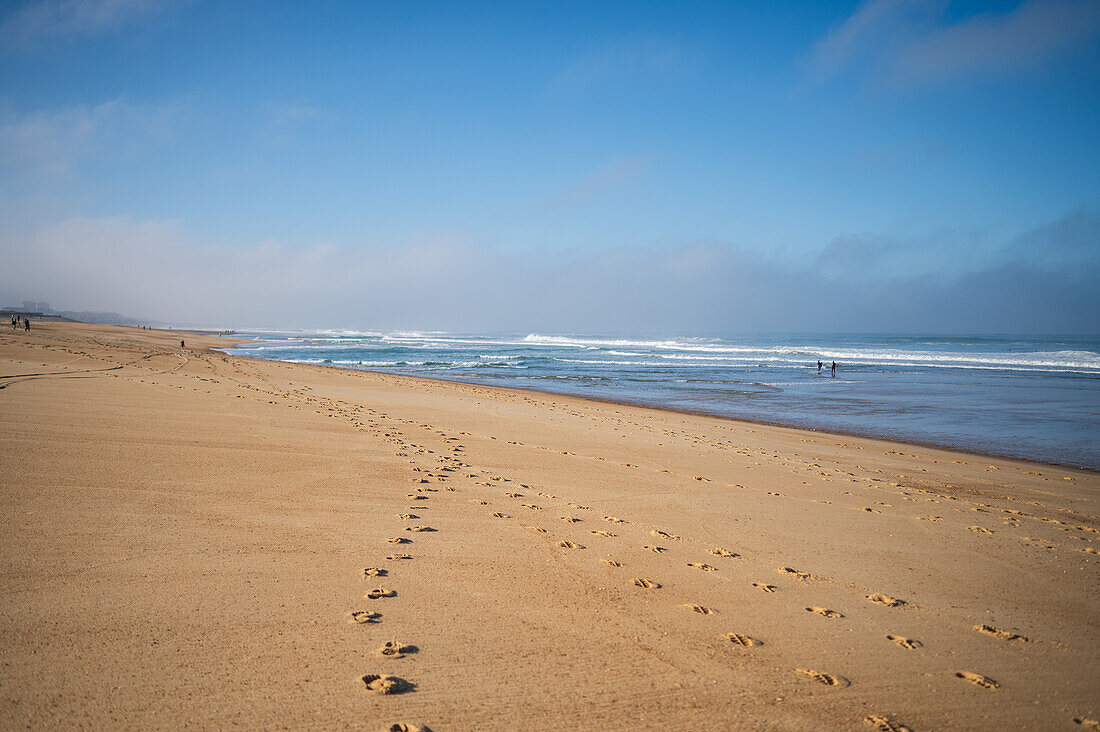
[478,473,1055,732]
[348,448,476,732]
[336,414,1094,732]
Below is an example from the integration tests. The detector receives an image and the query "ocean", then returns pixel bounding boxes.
[222,332,1100,470]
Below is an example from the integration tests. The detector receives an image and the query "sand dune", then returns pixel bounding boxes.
[1,322,1097,730]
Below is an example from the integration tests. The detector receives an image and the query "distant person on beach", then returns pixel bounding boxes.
[180,339,185,348]
[831,361,836,377]
[10,315,15,330]
[817,360,822,374]
[24,318,30,332]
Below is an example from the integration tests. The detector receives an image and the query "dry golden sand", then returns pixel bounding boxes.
[1,322,1098,730]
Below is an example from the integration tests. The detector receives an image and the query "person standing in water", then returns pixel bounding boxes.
[831,361,836,377]
[817,360,823,374]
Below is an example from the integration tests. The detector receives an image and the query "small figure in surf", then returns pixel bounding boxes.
[817,360,823,374]
[831,361,836,377]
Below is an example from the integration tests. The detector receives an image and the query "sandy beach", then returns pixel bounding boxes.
[1,321,1096,730]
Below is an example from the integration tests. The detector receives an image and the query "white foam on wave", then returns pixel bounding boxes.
[244,331,1100,374]
[523,334,1100,372]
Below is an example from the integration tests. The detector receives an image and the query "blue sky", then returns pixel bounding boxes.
[1,0,1098,332]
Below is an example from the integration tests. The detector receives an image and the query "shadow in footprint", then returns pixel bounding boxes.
[376,641,419,658]
[362,674,415,694]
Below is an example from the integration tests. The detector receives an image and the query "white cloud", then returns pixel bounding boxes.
[0,98,183,184]
[808,0,943,80]
[0,0,186,45]
[544,156,651,209]
[553,37,689,88]
[895,0,1100,82]
[808,0,1100,86]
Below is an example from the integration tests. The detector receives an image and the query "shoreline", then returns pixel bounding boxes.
[223,349,1100,475]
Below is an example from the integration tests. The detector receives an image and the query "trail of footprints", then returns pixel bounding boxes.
[346,426,479,731]
[313,389,1076,731]
[471,458,1050,731]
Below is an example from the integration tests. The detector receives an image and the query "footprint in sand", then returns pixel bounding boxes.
[887,634,922,649]
[777,567,817,581]
[560,516,582,523]
[652,530,684,541]
[505,492,523,498]
[387,537,412,544]
[603,560,623,567]
[569,503,590,510]
[753,582,777,593]
[361,674,414,694]
[386,554,412,561]
[490,512,510,519]
[969,526,993,534]
[363,567,388,577]
[806,606,843,619]
[861,507,881,513]
[1075,717,1100,730]
[867,593,906,607]
[725,633,761,647]
[388,723,433,732]
[603,516,626,524]
[405,525,436,532]
[349,611,383,624]
[684,604,716,615]
[398,513,418,520]
[376,641,418,658]
[643,545,667,553]
[973,624,1029,642]
[633,578,661,588]
[863,714,913,732]
[955,670,999,689]
[687,563,716,571]
[521,504,541,510]
[472,500,488,505]
[558,540,584,549]
[366,587,396,599]
[524,525,547,533]
[591,530,616,537]
[711,548,740,559]
[795,668,850,687]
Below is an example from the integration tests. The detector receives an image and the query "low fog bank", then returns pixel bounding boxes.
[3,210,1097,335]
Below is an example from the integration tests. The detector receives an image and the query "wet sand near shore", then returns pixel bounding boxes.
[1,322,1097,730]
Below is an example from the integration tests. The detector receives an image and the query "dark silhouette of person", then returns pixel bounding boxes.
[831,361,836,377]
[817,360,823,374]
[180,339,185,348]
[24,318,30,332]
